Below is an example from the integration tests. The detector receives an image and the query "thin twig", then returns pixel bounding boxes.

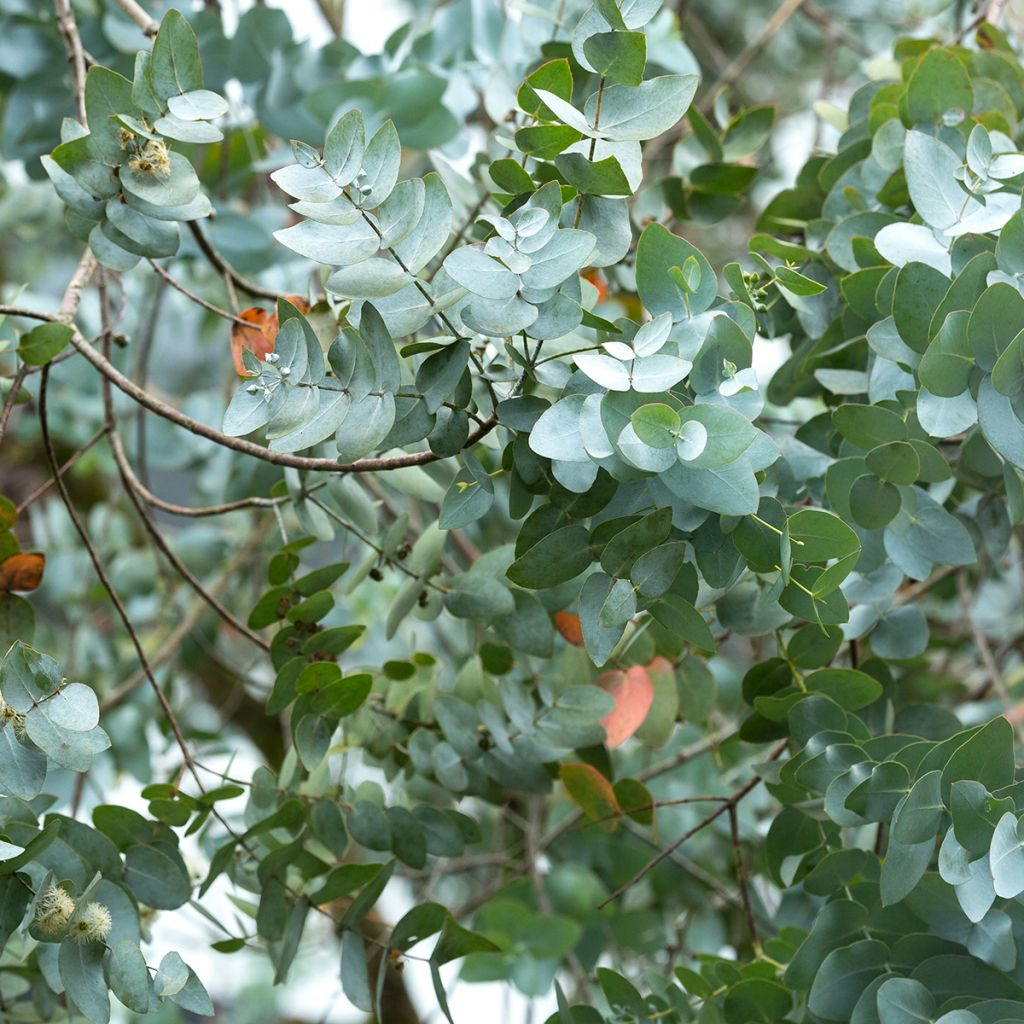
[53,0,88,124]
[729,803,759,952]
[646,0,811,165]
[799,2,871,56]
[706,0,812,98]
[111,460,287,517]
[893,565,957,607]
[113,0,158,35]
[637,724,737,782]
[0,365,28,446]
[598,740,787,908]
[957,571,1019,733]
[133,273,168,492]
[38,364,205,793]
[100,533,269,713]
[15,425,109,513]
[955,0,1008,40]
[188,222,289,302]
[110,427,270,651]
[148,260,256,327]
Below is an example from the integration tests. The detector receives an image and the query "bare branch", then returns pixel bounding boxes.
[188,222,292,303]
[957,570,1020,733]
[729,803,760,952]
[598,740,787,909]
[53,0,88,123]
[15,425,109,513]
[110,428,271,651]
[148,260,257,327]
[100,530,271,714]
[38,364,205,793]
[114,0,158,36]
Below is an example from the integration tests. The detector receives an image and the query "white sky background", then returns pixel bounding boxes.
[234,0,405,49]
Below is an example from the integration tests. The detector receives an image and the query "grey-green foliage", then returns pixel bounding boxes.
[4,2,1024,1024]
[0,642,209,1023]
[43,11,223,270]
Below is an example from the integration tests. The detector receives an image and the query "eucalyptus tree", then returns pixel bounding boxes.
[0,1,1023,1023]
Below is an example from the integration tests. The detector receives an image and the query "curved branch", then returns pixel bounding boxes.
[109,428,271,651]
[92,269,270,651]
[111,452,287,517]
[99,529,270,714]
[67,321,498,473]
[39,365,206,793]
[187,222,292,303]
[148,260,256,327]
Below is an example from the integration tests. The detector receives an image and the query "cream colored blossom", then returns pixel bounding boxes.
[34,884,75,937]
[70,901,112,944]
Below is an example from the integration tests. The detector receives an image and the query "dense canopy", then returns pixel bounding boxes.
[1,1,1023,1022]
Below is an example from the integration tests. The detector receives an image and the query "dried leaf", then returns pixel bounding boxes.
[554,611,584,646]
[0,553,45,592]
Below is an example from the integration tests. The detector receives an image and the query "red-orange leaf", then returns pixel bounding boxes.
[560,762,619,831]
[230,307,276,377]
[554,611,584,647]
[598,665,654,748]
[582,268,608,303]
[229,296,312,377]
[0,552,45,592]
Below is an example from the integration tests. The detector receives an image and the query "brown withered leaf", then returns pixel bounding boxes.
[0,552,45,592]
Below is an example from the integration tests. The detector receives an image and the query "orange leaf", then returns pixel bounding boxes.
[230,308,276,377]
[554,611,584,647]
[229,296,312,377]
[598,665,654,748]
[582,268,608,303]
[560,763,619,831]
[0,552,45,592]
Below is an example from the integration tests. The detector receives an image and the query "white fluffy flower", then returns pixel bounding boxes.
[34,884,75,937]
[70,901,112,944]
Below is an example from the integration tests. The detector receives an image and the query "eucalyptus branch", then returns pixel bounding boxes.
[957,570,1018,731]
[14,425,109,513]
[0,365,28,447]
[113,0,158,36]
[109,428,271,651]
[53,0,88,124]
[729,803,759,952]
[100,527,272,713]
[147,260,256,327]
[65,319,499,472]
[187,222,292,303]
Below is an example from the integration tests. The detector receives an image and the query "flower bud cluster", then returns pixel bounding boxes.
[33,884,112,943]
